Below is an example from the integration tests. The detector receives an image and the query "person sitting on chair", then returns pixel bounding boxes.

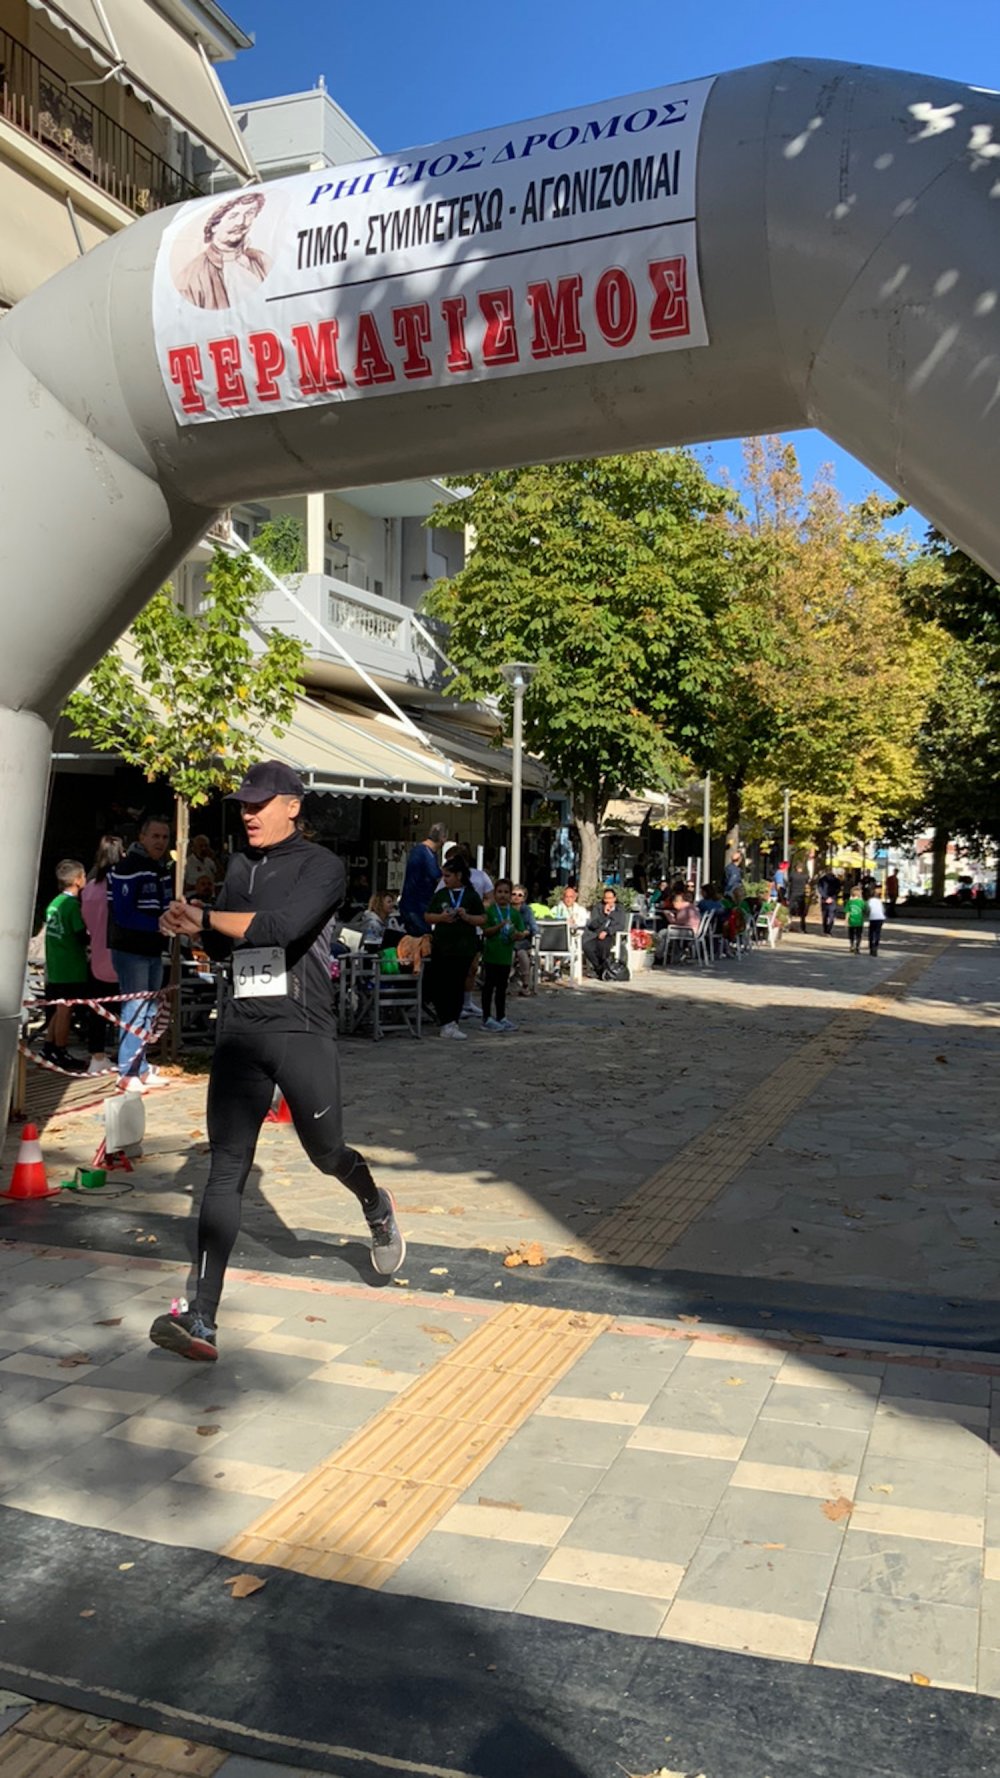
[654,891,700,963]
[582,888,628,979]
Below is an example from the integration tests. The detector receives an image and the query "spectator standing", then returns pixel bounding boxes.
[722,851,744,898]
[510,885,538,996]
[183,834,218,895]
[481,878,524,1031]
[444,845,493,1016]
[581,888,628,980]
[108,812,173,1090]
[399,822,449,937]
[42,859,88,1068]
[885,870,899,917]
[788,865,811,933]
[866,886,886,955]
[816,868,842,936]
[844,884,865,953]
[81,835,123,1074]
[425,853,485,1039]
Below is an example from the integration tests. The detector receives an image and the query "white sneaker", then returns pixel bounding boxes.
[440,1022,468,1041]
[483,1017,503,1032]
[87,1055,110,1076]
[141,1069,170,1090]
[497,1017,518,1033]
[459,1004,478,1019]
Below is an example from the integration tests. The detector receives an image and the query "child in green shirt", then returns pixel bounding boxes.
[844,886,865,953]
[43,858,88,1065]
[481,877,525,1032]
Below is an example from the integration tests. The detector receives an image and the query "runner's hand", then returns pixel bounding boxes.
[161,899,201,937]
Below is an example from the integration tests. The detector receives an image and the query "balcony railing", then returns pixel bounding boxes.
[0,26,199,213]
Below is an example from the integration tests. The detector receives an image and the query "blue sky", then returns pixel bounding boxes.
[218,1,1000,526]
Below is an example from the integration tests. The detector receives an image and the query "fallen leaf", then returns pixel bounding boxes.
[869,1483,894,1495]
[196,1425,221,1437]
[724,1376,745,1388]
[118,1562,134,1572]
[224,1574,266,1599]
[479,1496,523,1511]
[445,1289,456,1297]
[447,1205,465,1216]
[760,1542,786,1550]
[677,1314,701,1325]
[934,1055,949,1065]
[609,1392,624,1401]
[392,1277,410,1287]
[429,1267,449,1276]
[58,1353,91,1368]
[80,1609,96,1618]
[95,1318,122,1328]
[420,1324,457,1346]
[822,1496,854,1522]
[109,1724,139,1745]
[304,1315,325,1324]
[503,1241,548,1269]
[911,1671,931,1686]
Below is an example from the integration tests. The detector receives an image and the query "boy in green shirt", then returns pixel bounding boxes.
[43,858,88,1066]
[481,877,525,1032]
[844,885,865,953]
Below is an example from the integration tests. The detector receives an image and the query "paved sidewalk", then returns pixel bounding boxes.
[1,917,999,1774]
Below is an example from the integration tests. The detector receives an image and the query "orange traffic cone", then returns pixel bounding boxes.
[265,1093,293,1125]
[2,1123,60,1199]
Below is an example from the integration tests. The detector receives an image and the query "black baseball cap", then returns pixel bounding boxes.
[227,760,305,802]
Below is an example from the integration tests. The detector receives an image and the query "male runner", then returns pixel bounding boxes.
[148,761,403,1362]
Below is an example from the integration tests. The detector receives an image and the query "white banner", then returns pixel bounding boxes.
[152,78,714,426]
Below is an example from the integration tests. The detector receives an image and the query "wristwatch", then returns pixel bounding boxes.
[200,905,213,938]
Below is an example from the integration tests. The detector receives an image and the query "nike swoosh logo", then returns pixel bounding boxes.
[313,1107,330,1119]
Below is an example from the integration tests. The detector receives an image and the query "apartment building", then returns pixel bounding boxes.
[0,0,254,310]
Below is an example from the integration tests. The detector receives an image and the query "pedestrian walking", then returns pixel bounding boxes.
[425,852,486,1039]
[885,870,899,917]
[866,886,886,955]
[149,761,404,1363]
[108,812,173,1090]
[816,869,841,936]
[844,884,865,953]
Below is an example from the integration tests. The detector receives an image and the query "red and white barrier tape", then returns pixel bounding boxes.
[20,987,175,1078]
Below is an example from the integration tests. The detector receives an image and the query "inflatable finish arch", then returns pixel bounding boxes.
[0,55,998,1105]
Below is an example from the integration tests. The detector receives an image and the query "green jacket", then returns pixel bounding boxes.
[845,895,865,927]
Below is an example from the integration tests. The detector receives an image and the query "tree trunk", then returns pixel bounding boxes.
[571,787,602,899]
[931,828,949,900]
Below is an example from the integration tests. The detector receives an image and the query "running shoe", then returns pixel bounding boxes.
[141,1068,170,1090]
[482,1017,503,1032]
[439,1022,467,1040]
[365,1188,406,1277]
[459,1004,478,1020]
[149,1298,218,1361]
[497,1017,518,1032]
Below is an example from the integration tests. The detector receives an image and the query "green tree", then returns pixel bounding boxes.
[704,440,938,859]
[426,452,735,886]
[64,546,305,888]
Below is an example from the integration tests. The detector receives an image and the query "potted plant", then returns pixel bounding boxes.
[629,927,655,970]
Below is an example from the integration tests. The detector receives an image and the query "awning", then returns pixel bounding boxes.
[603,796,670,835]
[414,715,549,791]
[26,0,257,177]
[269,694,477,805]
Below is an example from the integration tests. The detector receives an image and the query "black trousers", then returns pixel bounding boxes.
[481,961,510,1022]
[582,932,614,976]
[868,920,884,954]
[821,899,837,934]
[430,952,468,1027]
[194,1028,378,1323]
[848,925,862,952]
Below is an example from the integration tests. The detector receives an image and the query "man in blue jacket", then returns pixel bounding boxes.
[107,812,173,1089]
[399,821,449,936]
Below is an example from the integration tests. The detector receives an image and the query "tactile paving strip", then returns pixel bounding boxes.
[572,940,949,1268]
[0,1704,226,1776]
[223,1302,610,1586]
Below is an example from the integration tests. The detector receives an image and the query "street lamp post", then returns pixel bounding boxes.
[500,662,537,888]
[783,786,791,864]
[702,773,711,892]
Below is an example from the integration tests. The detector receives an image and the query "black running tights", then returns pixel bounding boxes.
[194,1030,378,1323]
